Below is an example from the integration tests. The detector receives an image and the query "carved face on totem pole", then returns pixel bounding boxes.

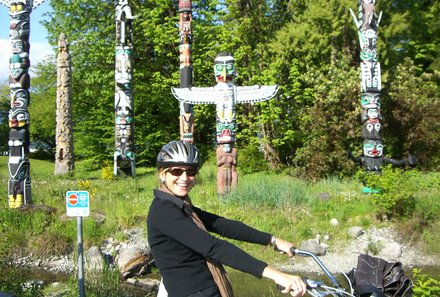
[10,88,29,108]
[115,90,133,124]
[363,139,383,158]
[8,108,29,128]
[361,93,380,107]
[11,38,28,53]
[9,0,29,17]
[361,93,381,139]
[361,106,381,123]
[10,52,29,80]
[214,54,236,83]
[10,18,30,38]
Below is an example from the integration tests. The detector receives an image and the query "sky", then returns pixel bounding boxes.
[0,1,53,83]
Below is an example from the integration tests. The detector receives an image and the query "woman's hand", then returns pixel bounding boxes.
[262,266,307,296]
[272,237,295,256]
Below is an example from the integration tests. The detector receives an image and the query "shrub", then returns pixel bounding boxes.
[101,160,114,180]
[358,166,418,218]
[412,268,440,297]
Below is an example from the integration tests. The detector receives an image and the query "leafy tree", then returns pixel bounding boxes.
[292,56,359,179]
[0,84,9,152]
[379,0,440,73]
[383,58,440,170]
[250,0,358,171]
[29,56,57,151]
[28,0,438,178]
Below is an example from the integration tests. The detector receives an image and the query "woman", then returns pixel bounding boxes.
[147,141,306,297]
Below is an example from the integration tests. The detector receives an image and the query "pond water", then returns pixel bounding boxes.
[1,264,440,296]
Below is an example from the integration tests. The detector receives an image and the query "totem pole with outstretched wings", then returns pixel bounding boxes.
[172,53,278,196]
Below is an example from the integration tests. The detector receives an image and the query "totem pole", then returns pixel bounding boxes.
[172,53,278,196]
[178,0,195,143]
[114,0,135,176]
[348,1,415,184]
[1,0,46,208]
[55,33,74,175]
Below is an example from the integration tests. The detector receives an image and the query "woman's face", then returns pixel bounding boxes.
[160,165,197,197]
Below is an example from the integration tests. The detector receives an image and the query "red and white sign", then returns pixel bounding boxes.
[68,193,78,206]
[66,191,90,217]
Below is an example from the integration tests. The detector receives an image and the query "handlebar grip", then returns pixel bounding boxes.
[290,247,298,255]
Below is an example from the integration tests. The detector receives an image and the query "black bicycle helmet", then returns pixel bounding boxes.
[156,141,200,169]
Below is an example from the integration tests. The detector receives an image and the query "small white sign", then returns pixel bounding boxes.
[66,191,90,217]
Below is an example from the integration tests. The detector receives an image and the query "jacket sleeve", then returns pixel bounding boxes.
[194,206,272,245]
[152,200,268,278]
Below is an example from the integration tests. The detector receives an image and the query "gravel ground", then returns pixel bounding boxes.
[276,226,438,275]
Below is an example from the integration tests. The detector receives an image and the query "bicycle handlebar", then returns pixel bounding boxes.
[275,247,355,296]
[290,248,340,288]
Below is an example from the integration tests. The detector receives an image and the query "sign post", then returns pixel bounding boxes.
[66,191,90,297]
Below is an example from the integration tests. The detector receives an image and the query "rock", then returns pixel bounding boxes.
[300,239,326,256]
[378,241,402,261]
[330,218,339,226]
[126,277,160,290]
[117,247,153,279]
[348,226,364,239]
[86,246,105,271]
[318,192,331,201]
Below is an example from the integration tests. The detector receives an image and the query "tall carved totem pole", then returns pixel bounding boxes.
[55,33,74,175]
[178,0,195,143]
[1,0,46,208]
[348,0,415,179]
[114,0,135,176]
[172,53,278,195]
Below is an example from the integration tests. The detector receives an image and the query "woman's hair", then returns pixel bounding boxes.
[156,141,200,170]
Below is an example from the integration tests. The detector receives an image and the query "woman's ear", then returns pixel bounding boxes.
[159,171,166,183]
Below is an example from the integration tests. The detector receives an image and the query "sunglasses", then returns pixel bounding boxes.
[166,167,198,177]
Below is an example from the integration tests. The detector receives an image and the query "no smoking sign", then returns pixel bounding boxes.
[66,191,90,217]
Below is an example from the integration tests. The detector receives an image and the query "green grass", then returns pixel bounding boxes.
[1,156,439,296]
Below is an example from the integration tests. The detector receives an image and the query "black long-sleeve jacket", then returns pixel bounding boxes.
[147,189,272,297]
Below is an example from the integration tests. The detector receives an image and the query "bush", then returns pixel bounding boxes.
[237,144,268,174]
[358,166,419,218]
[412,268,440,297]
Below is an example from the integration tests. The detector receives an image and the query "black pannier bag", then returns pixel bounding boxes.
[348,254,413,297]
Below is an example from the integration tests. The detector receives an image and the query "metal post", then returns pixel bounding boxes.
[77,216,85,297]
